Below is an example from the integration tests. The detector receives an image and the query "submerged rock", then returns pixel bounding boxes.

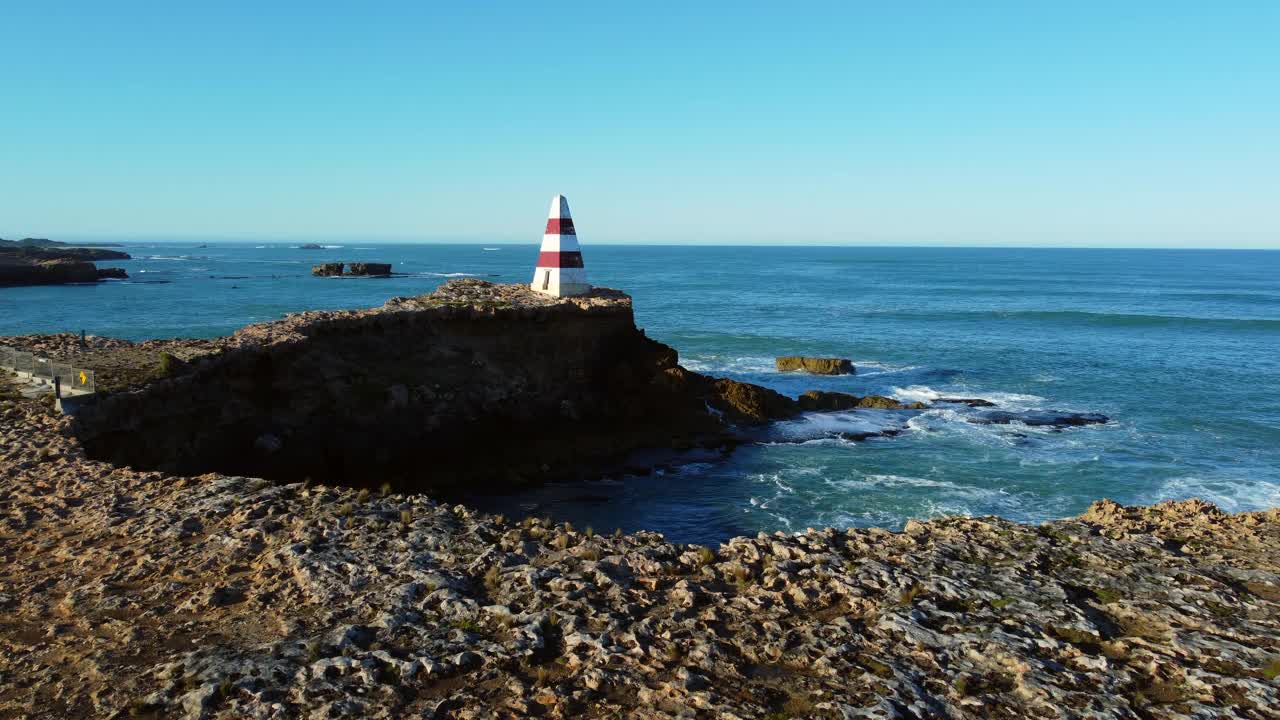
[935,397,997,407]
[971,409,1109,427]
[775,356,855,375]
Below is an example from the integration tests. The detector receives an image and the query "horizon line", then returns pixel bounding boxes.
[13,237,1278,252]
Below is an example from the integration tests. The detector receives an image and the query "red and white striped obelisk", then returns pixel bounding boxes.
[530,194,590,297]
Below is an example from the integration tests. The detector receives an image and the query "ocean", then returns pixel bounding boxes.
[3,243,1278,544]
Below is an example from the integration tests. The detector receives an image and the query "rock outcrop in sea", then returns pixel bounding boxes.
[311,262,393,277]
[0,243,131,287]
[0,280,1273,719]
[776,356,856,375]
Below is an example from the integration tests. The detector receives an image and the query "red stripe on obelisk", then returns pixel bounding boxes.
[545,218,576,234]
[537,251,584,268]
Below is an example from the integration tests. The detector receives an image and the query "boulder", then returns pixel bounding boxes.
[775,356,855,375]
[96,267,128,280]
[312,263,345,277]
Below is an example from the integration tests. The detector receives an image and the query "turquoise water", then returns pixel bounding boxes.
[4,243,1279,543]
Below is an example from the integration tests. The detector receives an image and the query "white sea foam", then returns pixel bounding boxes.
[1153,475,1280,512]
[769,411,901,442]
[891,384,1045,408]
[679,355,777,374]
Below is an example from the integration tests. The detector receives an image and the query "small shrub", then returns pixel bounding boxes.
[158,352,176,376]
[696,546,715,566]
[400,509,412,527]
[1092,587,1123,604]
[1262,657,1280,680]
[336,502,353,518]
[552,533,570,551]
[380,482,392,498]
[990,597,1014,609]
[664,643,682,663]
[493,514,506,526]
[782,692,815,715]
[584,526,594,539]
[484,564,501,591]
[898,582,926,605]
[355,488,370,504]
[535,665,552,686]
[614,528,623,539]
[857,654,893,678]
[733,566,752,591]
[579,546,601,561]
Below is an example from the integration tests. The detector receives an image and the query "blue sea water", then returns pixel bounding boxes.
[3,243,1278,544]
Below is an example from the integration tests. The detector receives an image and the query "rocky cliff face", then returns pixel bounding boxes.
[72,281,771,493]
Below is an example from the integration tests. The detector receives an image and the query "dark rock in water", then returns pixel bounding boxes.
[96,267,128,280]
[937,397,997,407]
[839,428,902,442]
[312,263,345,277]
[299,243,325,249]
[347,262,392,276]
[776,356,855,375]
[970,410,1109,428]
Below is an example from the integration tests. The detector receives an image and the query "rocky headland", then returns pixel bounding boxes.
[0,240,131,287]
[1,280,1276,718]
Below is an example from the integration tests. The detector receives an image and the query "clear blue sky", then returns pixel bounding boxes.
[1,2,1276,247]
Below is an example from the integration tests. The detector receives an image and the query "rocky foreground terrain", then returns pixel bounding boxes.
[2,390,1279,719]
[1,281,1278,718]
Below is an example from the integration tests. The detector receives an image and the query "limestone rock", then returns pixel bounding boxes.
[775,356,855,375]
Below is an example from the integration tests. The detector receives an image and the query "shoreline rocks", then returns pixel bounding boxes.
[776,355,855,375]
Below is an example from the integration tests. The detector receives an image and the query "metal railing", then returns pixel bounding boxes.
[0,346,95,394]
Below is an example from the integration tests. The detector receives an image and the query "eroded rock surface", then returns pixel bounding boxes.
[1,387,1277,719]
